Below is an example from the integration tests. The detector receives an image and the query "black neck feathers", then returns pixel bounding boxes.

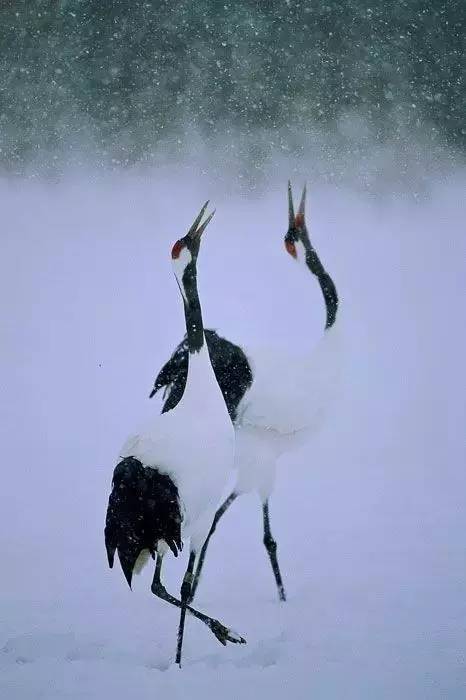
[305,248,338,330]
[181,261,205,353]
[317,271,338,329]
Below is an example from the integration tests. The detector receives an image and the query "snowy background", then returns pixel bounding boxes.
[1,1,465,698]
[1,171,465,698]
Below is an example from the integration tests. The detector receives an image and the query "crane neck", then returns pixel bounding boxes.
[304,247,338,330]
[175,258,225,408]
[178,260,205,354]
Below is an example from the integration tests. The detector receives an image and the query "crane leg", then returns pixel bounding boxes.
[151,553,245,665]
[263,500,286,601]
[175,551,196,666]
[188,491,238,602]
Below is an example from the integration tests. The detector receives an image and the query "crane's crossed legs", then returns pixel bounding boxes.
[151,551,245,666]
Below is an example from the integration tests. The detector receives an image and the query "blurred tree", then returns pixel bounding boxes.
[0,0,463,175]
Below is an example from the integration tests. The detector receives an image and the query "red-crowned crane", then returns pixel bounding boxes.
[105,203,246,666]
[151,184,339,604]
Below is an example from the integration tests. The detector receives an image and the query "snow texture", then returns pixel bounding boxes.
[1,171,465,699]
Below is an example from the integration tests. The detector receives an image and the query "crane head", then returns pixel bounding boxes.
[284,181,311,263]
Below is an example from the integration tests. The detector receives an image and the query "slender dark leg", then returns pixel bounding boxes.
[263,500,286,601]
[176,552,196,666]
[151,554,246,658]
[188,491,238,602]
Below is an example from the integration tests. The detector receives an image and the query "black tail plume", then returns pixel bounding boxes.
[104,457,182,588]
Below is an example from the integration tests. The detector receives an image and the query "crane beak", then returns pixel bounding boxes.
[288,181,295,227]
[295,184,306,227]
[288,181,307,229]
[187,201,216,239]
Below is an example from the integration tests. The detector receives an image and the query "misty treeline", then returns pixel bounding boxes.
[0,0,463,174]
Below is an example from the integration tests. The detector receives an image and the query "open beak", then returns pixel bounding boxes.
[286,181,308,259]
[296,184,306,227]
[187,201,216,239]
[288,181,306,229]
[288,180,295,228]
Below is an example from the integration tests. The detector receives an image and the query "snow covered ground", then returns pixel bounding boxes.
[1,171,465,698]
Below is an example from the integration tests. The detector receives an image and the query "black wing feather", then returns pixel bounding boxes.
[150,330,253,422]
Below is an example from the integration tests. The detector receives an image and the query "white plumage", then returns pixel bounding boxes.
[121,346,234,550]
[234,320,343,498]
